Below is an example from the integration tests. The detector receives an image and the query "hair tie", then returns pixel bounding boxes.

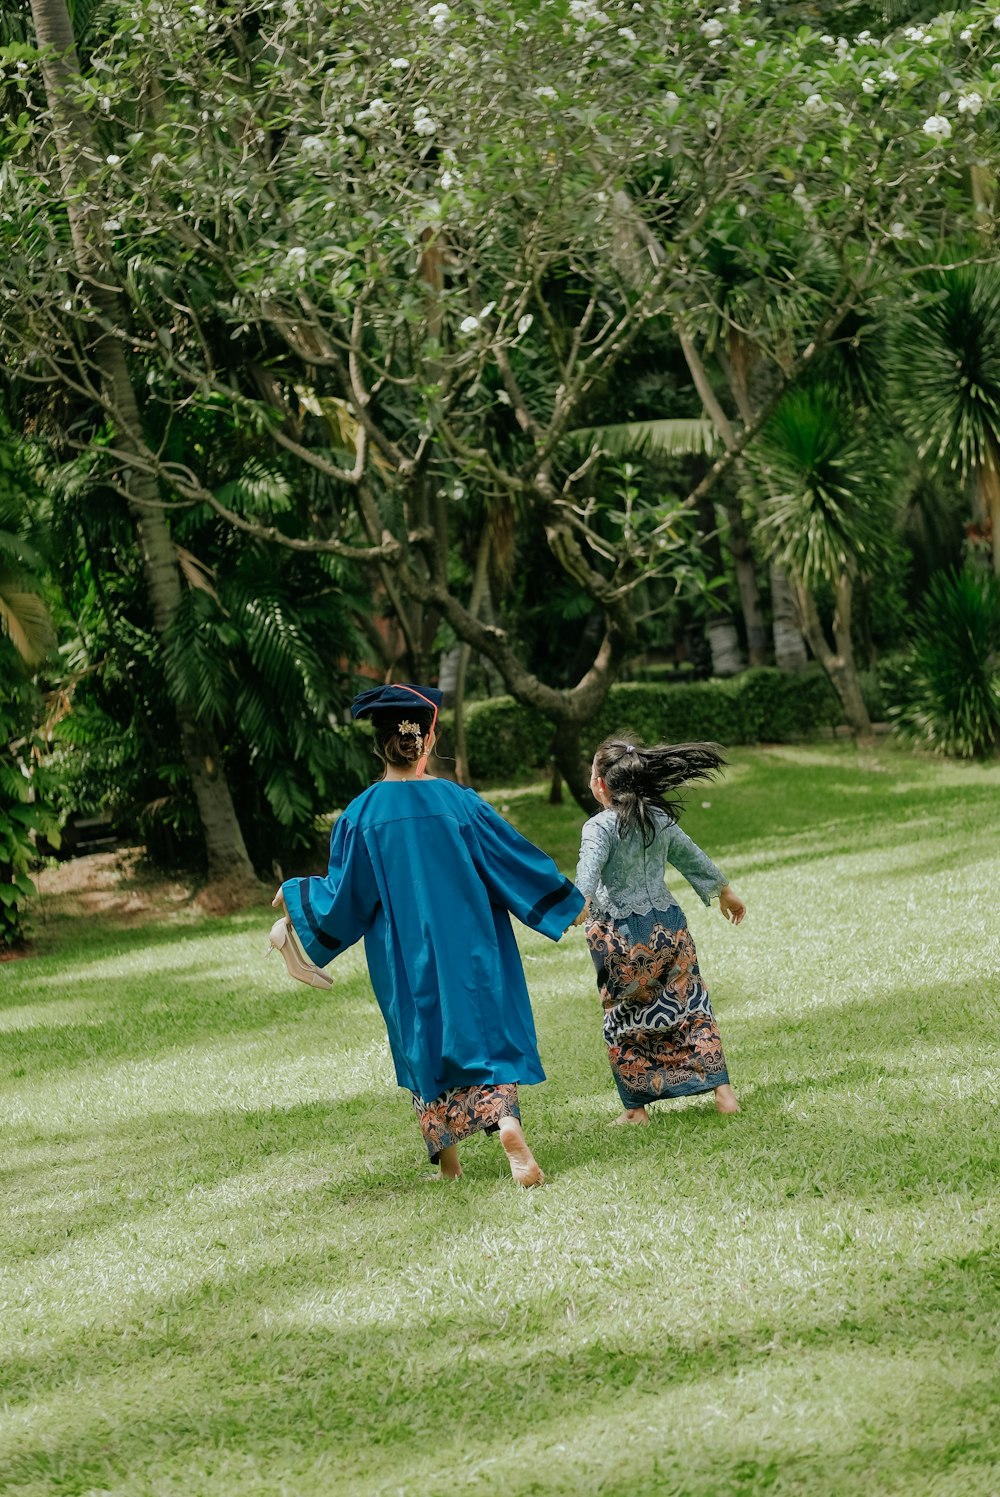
[624,744,636,753]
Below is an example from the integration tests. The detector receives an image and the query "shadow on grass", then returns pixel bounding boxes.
[4,967,994,1259]
[1,1215,995,1495]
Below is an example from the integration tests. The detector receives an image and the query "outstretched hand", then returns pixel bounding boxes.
[567,901,589,931]
[719,887,746,925]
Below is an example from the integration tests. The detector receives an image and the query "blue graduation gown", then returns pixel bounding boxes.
[281,779,584,1103]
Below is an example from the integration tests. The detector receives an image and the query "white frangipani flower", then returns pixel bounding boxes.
[414,114,437,136]
[700,19,723,39]
[358,98,389,123]
[861,78,876,94]
[922,114,952,141]
[103,218,121,231]
[106,154,122,165]
[618,26,637,43]
[803,93,825,113]
[957,91,983,115]
[890,223,906,238]
[459,315,480,334]
[299,135,325,156]
[389,57,409,69]
[535,85,557,99]
[879,67,898,84]
[428,2,451,30]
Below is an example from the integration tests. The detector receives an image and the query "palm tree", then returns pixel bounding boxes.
[745,384,896,740]
[891,262,1000,577]
[26,0,258,894]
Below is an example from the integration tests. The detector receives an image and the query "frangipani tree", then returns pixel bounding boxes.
[3,0,998,800]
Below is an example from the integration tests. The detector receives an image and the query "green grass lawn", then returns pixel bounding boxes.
[2,744,998,1497]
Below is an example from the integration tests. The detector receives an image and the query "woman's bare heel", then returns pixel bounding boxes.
[610,1107,650,1126]
[498,1117,545,1187]
[438,1144,463,1181]
[714,1084,739,1114]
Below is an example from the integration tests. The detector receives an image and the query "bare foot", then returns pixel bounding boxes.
[498,1117,545,1187]
[609,1107,650,1126]
[438,1143,463,1180]
[714,1084,740,1115]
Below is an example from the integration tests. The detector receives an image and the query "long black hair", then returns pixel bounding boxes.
[592,737,727,847]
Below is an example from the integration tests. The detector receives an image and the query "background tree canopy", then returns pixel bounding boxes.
[1,0,998,941]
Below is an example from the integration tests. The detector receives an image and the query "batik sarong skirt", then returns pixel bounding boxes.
[411,1083,521,1162]
[586,905,730,1107]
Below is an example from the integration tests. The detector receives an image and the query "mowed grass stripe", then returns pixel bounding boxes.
[0,745,997,1496]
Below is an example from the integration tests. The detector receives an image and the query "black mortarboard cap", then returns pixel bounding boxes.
[350,682,443,721]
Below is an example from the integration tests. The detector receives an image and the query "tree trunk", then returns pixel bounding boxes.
[771,564,809,671]
[980,461,1000,577]
[696,492,744,677]
[678,329,765,667]
[725,500,768,665]
[705,618,744,677]
[30,0,257,892]
[793,576,874,742]
[453,521,492,785]
[552,724,598,814]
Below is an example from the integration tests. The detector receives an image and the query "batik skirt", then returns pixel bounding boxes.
[585,905,730,1107]
[411,1083,521,1162]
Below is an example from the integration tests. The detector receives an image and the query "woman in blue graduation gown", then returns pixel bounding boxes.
[273,683,584,1185]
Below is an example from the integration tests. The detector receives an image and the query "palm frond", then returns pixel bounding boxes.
[566,417,718,461]
[745,384,895,587]
[891,261,1000,480]
[0,578,56,665]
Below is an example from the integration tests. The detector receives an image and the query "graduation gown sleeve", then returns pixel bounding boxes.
[280,813,380,968]
[467,797,584,938]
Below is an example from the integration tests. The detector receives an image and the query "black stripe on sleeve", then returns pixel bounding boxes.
[301,883,342,953]
[526,878,577,928]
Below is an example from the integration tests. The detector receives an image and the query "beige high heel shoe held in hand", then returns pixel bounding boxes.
[267,916,333,990]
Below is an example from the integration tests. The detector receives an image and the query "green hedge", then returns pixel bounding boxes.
[459,665,844,781]
[333,666,857,794]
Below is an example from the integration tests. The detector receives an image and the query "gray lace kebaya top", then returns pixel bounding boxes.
[575,807,728,921]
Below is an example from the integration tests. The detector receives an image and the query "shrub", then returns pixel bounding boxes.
[589,679,753,751]
[454,666,846,783]
[461,697,553,782]
[1,682,60,950]
[888,567,1000,758]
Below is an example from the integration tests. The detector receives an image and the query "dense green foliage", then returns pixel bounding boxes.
[888,564,1000,757]
[1,0,999,893]
[456,668,848,784]
[0,679,59,949]
[2,746,997,1493]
